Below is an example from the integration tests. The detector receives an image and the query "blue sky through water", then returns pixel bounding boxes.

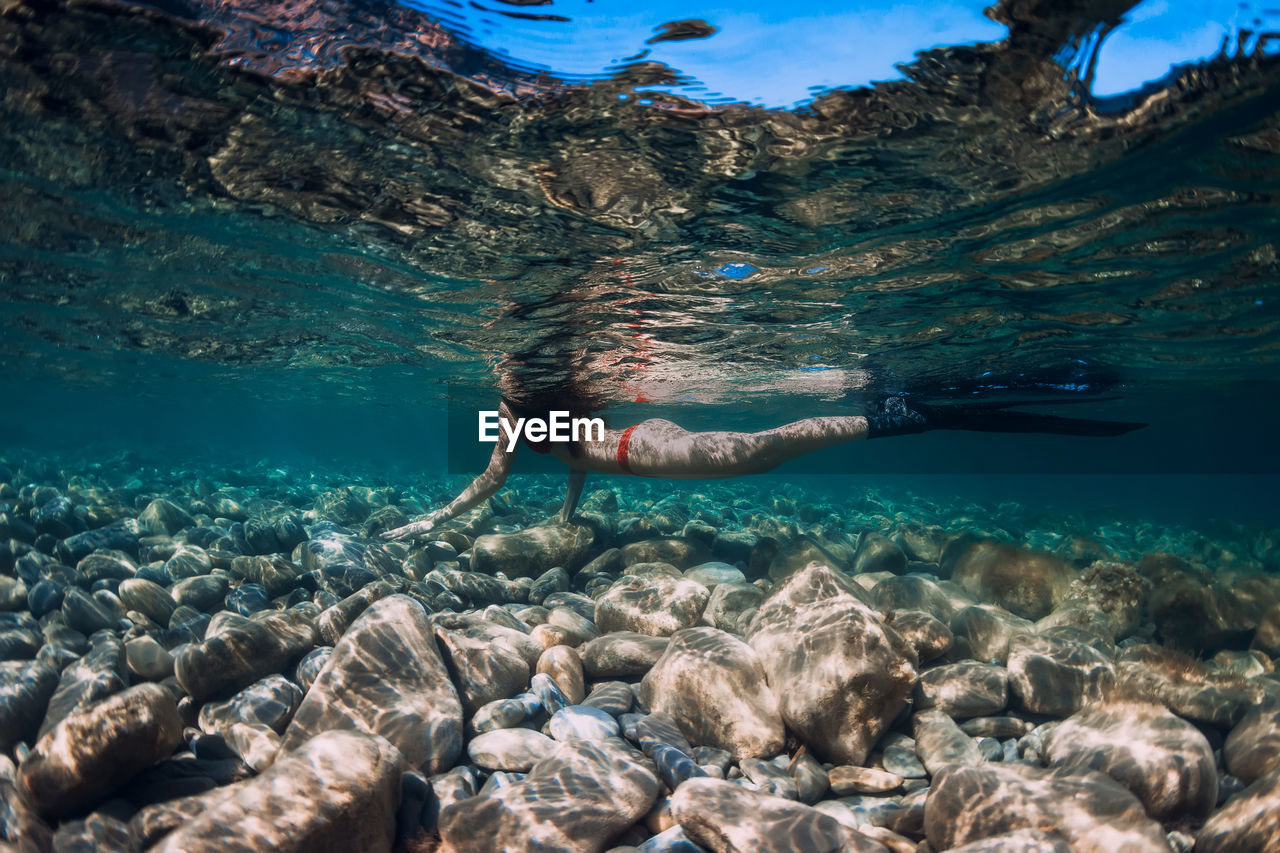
[399,0,1277,107]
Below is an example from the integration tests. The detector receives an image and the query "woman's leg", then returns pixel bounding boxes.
[559,470,586,523]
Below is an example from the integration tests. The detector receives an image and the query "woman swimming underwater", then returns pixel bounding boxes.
[381,396,1144,540]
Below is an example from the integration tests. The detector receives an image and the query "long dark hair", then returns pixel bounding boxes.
[493,287,616,454]
[501,382,609,456]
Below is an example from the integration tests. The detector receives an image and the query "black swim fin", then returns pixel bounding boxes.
[865,396,1147,439]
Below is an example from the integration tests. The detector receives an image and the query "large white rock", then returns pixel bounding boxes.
[746,564,917,764]
[640,627,784,760]
[20,683,182,820]
[439,739,660,853]
[924,763,1171,852]
[279,595,462,774]
[670,777,889,853]
[152,731,403,853]
[595,575,710,637]
[1044,699,1217,821]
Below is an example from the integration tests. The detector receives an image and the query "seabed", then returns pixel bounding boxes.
[1,452,1278,851]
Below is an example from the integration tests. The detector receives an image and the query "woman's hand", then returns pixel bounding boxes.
[380,514,440,541]
[382,402,517,542]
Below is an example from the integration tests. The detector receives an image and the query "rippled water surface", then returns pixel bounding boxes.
[1,0,1279,486]
[6,7,1280,850]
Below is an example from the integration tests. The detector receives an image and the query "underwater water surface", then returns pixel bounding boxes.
[2,0,1280,850]
[2,0,1279,514]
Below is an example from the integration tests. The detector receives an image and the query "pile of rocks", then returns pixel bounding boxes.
[1,455,1279,852]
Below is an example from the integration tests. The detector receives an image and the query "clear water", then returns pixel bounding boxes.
[1,0,1279,526]
[5,3,1280,849]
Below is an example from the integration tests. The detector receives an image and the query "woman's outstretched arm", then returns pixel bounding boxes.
[382,404,517,540]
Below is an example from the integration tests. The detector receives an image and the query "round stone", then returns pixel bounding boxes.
[828,765,904,795]
[549,705,621,742]
[530,673,570,715]
[226,584,270,616]
[118,578,177,625]
[125,635,175,681]
[468,729,556,772]
[882,742,927,779]
[172,575,229,613]
[535,645,586,705]
[684,562,746,590]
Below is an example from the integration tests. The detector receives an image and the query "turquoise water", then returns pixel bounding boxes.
[2,0,1279,523]
[5,3,1280,850]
